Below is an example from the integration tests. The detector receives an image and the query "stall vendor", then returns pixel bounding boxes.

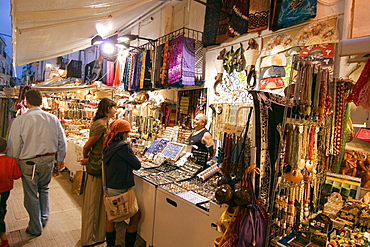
[189,113,216,168]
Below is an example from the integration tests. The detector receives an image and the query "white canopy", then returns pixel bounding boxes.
[11,0,168,66]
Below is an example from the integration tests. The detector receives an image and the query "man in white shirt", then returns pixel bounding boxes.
[7,89,67,237]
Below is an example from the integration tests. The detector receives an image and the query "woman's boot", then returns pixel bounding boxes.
[125,230,137,247]
[105,231,116,247]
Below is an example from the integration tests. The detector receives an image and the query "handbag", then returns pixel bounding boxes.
[355,128,370,142]
[86,153,103,176]
[102,162,139,222]
[103,188,139,222]
[237,168,267,247]
[71,167,86,195]
[214,206,240,247]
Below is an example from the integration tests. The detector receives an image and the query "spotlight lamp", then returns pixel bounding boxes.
[91,35,104,46]
[102,42,116,55]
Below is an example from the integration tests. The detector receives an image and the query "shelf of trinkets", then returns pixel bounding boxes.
[154,162,179,173]
[178,162,203,174]
[156,161,203,183]
[175,175,219,200]
[142,168,164,176]
[133,169,150,177]
[140,161,161,169]
[143,174,174,185]
[160,183,188,194]
[162,169,189,182]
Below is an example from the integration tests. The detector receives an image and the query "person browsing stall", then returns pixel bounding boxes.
[103,120,141,247]
[79,98,117,247]
[0,137,22,247]
[189,113,216,166]
[7,89,67,237]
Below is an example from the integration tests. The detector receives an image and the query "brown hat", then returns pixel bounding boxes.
[103,120,131,147]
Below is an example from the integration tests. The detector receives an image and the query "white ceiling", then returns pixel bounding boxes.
[11,0,169,66]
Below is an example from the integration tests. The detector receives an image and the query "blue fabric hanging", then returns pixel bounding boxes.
[270,0,317,31]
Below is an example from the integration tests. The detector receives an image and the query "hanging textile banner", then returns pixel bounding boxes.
[270,0,317,31]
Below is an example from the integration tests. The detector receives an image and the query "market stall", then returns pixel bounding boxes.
[5,0,370,246]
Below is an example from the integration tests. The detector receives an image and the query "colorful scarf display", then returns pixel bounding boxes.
[168,35,184,85]
[106,60,115,86]
[182,37,195,86]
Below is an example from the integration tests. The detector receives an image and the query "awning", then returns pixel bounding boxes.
[32,77,116,93]
[11,0,169,66]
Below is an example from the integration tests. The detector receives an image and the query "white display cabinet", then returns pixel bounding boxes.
[152,187,223,247]
[134,176,157,247]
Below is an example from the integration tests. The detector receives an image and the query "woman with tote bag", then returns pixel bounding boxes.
[103,120,142,247]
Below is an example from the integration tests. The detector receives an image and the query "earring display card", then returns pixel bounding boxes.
[161,142,186,161]
[145,139,170,155]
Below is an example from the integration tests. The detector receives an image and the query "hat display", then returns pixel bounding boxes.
[259,77,284,90]
[260,53,287,68]
[260,66,286,79]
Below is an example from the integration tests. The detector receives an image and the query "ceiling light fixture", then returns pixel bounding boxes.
[91,35,104,46]
[101,42,116,55]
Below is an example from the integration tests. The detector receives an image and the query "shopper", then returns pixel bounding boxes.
[79,98,117,246]
[189,113,216,166]
[0,137,22,247]
[103,119,141,247]
[7,89,67,237]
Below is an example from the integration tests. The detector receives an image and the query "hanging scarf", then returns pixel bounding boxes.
[195,40,205,84]
[143,50,153,90]
[123,55,132,91]
[248,0,269,32]
[106,60,115,86]
[216,0,235,44]
[229,0,250,36]
[128,54,136,91]
[101,58,107,84]
[113,58,123,87]
[134,53,143,91]
[140,51,147,89]
[161,41,170,85]
[154,44,164,88]
[270,0,317,31]
[202,0,223,47]
[168,35,184,85]
[182,37,196,86]
[347,57,370,106]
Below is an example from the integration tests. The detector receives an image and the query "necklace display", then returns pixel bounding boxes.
[270,55,344,241]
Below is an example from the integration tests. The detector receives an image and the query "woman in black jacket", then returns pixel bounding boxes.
[103,119,141,247]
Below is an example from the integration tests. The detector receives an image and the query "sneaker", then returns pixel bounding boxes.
[26,227,42,237]
[1,239,10,247]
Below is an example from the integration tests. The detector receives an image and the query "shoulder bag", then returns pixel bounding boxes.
[86,152,103,176]
[102,162,139,222]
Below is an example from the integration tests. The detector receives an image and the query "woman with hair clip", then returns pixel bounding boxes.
[103,119,141,247]
[79,98,117,247]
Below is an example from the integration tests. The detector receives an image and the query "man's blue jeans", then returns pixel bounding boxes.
[19,155,54,235]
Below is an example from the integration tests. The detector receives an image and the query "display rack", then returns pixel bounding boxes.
[161,142,186,161]
[155,27,203,46]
